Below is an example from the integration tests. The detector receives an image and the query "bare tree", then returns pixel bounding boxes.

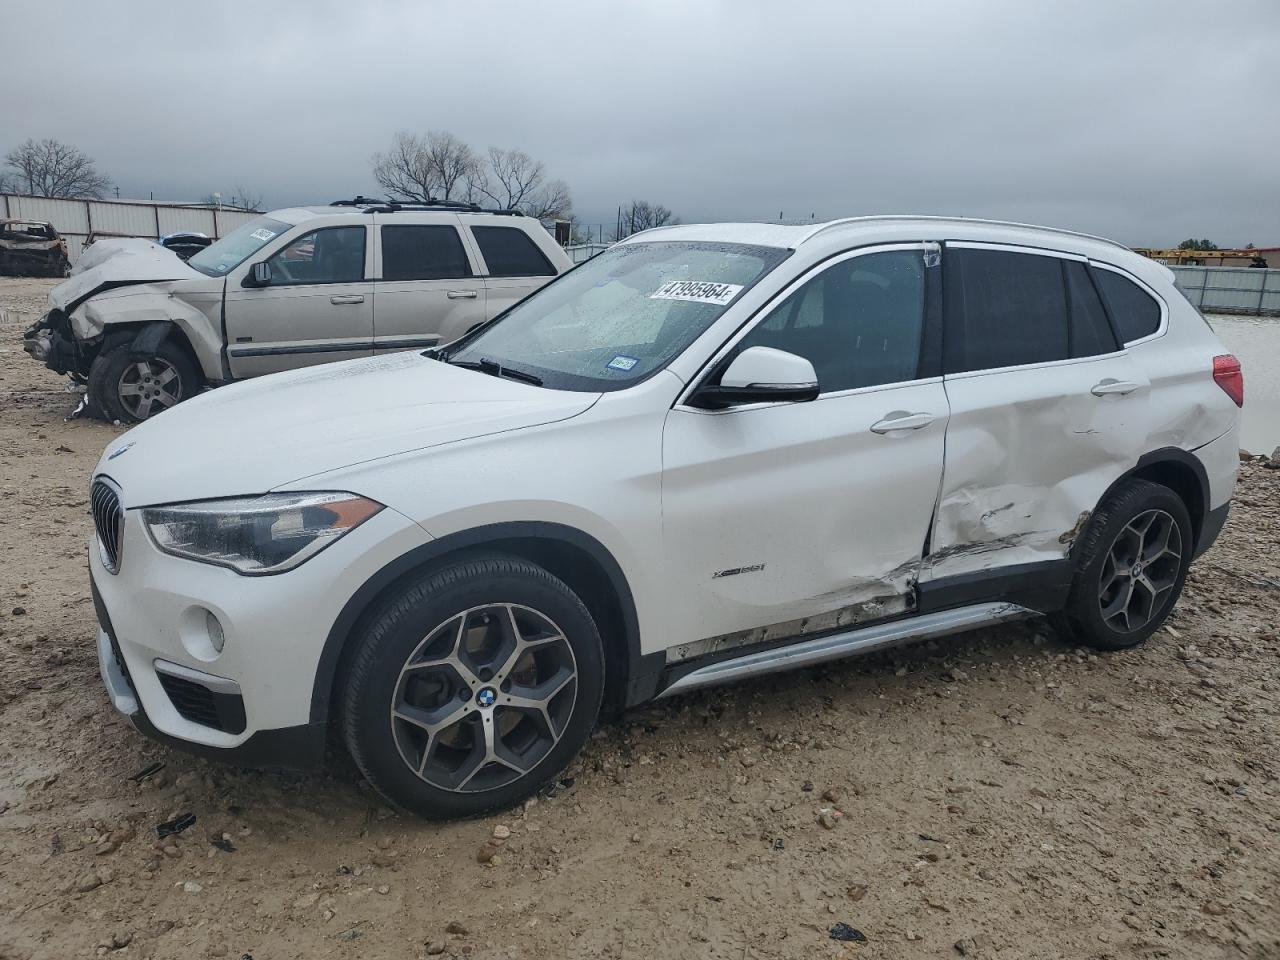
[371,132,572,219]
[470,147,573,220]
[424,132,477,201]
[614,200,678,239]
[3,138,111,198]
[372,130,478,202]
[200,186,264,211]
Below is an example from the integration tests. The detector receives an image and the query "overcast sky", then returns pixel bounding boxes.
[6,0,1278,246]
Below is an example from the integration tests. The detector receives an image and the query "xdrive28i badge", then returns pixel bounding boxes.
[107,442,135,460]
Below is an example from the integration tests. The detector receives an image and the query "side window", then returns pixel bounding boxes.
[267,227,365,285]
[944,249,1068,373]
[1093,268,1161,343]
[381,225,471,281]
[471,226,556,277]
[1064,260,1119,358]
[736,250,926,393]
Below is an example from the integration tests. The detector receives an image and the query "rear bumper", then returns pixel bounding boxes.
[1194,501,1230,559]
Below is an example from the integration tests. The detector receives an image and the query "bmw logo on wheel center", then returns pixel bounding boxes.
[476,687,497,708]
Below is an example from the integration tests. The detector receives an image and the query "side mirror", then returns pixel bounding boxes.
[692,346,819,408]
[242,261,272,288]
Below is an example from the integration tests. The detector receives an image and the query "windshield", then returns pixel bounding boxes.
[446,240,789,391]
[188,216,290,276]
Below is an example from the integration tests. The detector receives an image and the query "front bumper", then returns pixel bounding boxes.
[93,577,328,769]
[88,492,433,769]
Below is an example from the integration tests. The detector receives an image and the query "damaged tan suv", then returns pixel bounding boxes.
[22,197,571,421]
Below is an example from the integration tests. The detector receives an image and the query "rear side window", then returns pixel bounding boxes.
[381,225,471,281]
[737,250,926,392]
[944,249,1068,373]
[1093,268,1162,342]
[1064,260,1119,357]
[472,226,556,277]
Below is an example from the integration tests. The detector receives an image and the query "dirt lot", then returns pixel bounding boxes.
[0,276,1277,960]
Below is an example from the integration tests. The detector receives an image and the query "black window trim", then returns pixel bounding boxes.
[940,240,1132,379]
[262,224,370,287]
[376,222,474,282]
[468,224,558,278]
[674,241,943,412]
[1087,259,1169,346]
[1061,258,1121,358]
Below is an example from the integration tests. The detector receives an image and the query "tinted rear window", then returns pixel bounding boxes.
[944,249,1069,373]
[1094,268,1162,342]
[1065,260,1119,357]
[472,226,556,277]
[381,225,471,281]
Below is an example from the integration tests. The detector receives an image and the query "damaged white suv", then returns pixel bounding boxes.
[89,217,1242,818]
[23,197,570,421]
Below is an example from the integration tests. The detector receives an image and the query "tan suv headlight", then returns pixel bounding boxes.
[142,492,382,575]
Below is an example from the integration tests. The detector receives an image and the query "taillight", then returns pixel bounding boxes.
[1212,354,1243,407]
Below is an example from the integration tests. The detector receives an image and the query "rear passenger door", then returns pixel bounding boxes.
[467,224,560,320]
[372,219,485,350]
[924,243,1151,583]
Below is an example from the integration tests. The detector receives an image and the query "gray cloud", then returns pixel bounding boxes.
[7,0,1278,245]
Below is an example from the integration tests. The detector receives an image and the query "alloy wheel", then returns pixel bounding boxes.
[1097,508,1183,633]
[390,603,578,793]
[117,359,181,418]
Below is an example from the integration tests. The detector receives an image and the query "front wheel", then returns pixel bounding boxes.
[87,338,201,423]
[1058,478,1193,650]
[341,556,604,819]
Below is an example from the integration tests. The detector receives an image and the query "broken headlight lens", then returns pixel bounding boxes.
[142,492,382,575]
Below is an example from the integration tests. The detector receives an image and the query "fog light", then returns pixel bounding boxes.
[205,610,225,654]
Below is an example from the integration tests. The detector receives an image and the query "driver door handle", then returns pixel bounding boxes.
[870,412,935,434]
[447,290,479,300]
[330,295,364,305]
[1091,379,1141,397]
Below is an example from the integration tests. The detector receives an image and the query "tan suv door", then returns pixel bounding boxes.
[465,221,561,320]
[224,225,374,377]
[371,216,485,350]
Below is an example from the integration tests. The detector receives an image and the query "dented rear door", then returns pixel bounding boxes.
[924,243,1151,582]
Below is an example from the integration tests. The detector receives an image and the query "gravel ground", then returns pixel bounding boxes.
[1,277,1277,960]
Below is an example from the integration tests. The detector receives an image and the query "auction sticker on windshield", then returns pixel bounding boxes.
[249,228,277,242]
[650,280,744,306]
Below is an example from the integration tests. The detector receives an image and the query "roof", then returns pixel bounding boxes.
[624,215,1129,253]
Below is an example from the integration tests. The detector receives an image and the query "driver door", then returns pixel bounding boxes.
[660,244,948,659]
[225,225,374,377]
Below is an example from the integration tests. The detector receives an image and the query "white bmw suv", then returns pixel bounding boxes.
[89,216,1242,818]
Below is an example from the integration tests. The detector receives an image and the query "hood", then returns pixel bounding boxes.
[52,243,200,311]
[95,351,599,507]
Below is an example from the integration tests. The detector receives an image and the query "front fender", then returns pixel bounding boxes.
[75,289,222,379]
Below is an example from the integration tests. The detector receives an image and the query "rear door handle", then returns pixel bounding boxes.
[447,290,479,300]
[1091,379,1141,397]
[330,295,364,305]
[870,412,935,434]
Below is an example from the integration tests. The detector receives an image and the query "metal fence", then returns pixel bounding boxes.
[1170,265,1280,316]
[564,242,612,263]
[0,193,260,264]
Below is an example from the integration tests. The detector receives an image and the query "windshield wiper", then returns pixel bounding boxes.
[447,356,543,386]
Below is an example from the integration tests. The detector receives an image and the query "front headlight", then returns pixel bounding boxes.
[142,492,383,575]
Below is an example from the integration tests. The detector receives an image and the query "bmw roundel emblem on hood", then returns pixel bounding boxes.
[107,442,136,461]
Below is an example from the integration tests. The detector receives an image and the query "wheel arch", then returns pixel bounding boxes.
[311,522,661,728]
[1096,446,1209,553]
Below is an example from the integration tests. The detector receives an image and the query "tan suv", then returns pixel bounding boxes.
[22,197,572,421]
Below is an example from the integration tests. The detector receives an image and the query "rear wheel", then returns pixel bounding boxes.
[88,338,201,423]
[1058,478,1192,650]
[341,556,604,819]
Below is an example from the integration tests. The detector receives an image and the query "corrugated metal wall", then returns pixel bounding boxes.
[1171,265,1280,316]
[1,193,259,264]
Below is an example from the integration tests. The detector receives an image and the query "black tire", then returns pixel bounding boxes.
[341,556,604,820]
[1058,478,1193,650]
[88,337,201,423]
